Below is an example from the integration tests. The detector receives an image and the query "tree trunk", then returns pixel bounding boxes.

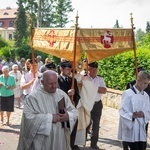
[37,0,41,27]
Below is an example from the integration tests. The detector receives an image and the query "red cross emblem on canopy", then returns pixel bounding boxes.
[47,30,56,47]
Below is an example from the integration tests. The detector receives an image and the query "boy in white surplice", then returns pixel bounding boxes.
[118,71,150,150]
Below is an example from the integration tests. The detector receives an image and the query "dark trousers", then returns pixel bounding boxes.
[122,123,148,150]
[88,100,103,147]
[122,141,129,150]
[123,141,146,150]
[70,119,78,148]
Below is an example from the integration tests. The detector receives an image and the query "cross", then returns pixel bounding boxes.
[47,30,56,47]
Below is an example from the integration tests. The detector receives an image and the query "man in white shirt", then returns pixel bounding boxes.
[86,62,107,150]
[20,60,42,98]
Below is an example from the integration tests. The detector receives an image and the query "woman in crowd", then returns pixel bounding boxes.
[18,58,26,73]
[0,66,16,125]
[9,64,22,108]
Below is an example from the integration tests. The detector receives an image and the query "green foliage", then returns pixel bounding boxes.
[51,56,60,65]
[0,38,8,48]
[15,44,32,59]
[98,49,150,90]
[53,0,74,27]
[14,43,49,61]
[146,21,150,33]
[14,0,28,47]
[135,29,145,43]
[22,0,38,27]
[41,0,55,27]
[142,33,150,48]
[22,0,74,28]
[0,39,16,58]
[0,46,13,58]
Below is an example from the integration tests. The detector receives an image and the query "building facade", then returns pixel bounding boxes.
[0,7,17,40]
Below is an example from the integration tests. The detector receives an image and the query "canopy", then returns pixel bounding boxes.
[30,28,134,63]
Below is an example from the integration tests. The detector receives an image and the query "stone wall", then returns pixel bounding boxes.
[102,88,123,109]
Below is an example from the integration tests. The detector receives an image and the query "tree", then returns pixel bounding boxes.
[51,0,74,63]
[23,0,55,27]
[22,0,74,28]
[53,0,74,27]
[37,0,42,27]
[22,0,38,27]
[135,28,145,48]
[14,0,28,47]
[113,20,120,28]
[40,0,55,27]
[146,21,150,33]
[21,0,74,63]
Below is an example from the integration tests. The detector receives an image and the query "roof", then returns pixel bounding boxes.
[0,7,17,19]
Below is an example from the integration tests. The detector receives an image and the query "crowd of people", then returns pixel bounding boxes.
[0,55,150,150]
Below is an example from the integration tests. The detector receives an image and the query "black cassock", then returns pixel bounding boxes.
[58,75,80,148]
[58,75,80,107]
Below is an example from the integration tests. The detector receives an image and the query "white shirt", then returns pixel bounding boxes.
[20,71,42,95]
[9,70,22,86]
[118,86,150,142]
[85,75,106,101]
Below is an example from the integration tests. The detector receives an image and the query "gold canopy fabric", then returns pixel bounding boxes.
[30,28,81,61]
[30,28,134,62]
[78,28,133,62]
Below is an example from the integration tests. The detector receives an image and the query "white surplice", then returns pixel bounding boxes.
[75,78,98,145]
[17,85,78,150]
[118,86,150,142]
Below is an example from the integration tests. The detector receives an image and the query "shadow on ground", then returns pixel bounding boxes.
[0,128,20,134]
[99,137,122,148]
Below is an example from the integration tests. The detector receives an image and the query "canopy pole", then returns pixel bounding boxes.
[29,16,36,78]
[71,12,79,104]
[130,13,138,77]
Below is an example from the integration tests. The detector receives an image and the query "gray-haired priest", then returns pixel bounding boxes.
[17,70,78,150]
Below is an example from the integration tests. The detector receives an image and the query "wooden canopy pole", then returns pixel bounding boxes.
[29,16,36,78]
[130,13,138,77]
[71,12,79,104]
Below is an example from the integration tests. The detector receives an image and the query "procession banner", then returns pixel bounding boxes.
[30,28,81,61]
[77,28,133,62]
[30,28,134,62]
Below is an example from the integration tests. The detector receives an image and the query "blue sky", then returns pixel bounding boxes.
[1,0,150,31]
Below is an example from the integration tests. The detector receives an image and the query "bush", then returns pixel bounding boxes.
[98,48,150,90]
[0,46,13,58]
[0,38,8,48]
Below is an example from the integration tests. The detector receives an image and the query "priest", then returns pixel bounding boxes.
[17,70,78,150]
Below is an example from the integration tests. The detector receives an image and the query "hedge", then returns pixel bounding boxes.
[98,48,150,90]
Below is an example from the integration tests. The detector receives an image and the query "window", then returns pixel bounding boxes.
[9,21,14,27]
[0,21,3,27]
[9,34,12,40]
[4,12,8,15]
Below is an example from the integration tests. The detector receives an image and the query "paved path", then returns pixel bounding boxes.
[0,102,150,150]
